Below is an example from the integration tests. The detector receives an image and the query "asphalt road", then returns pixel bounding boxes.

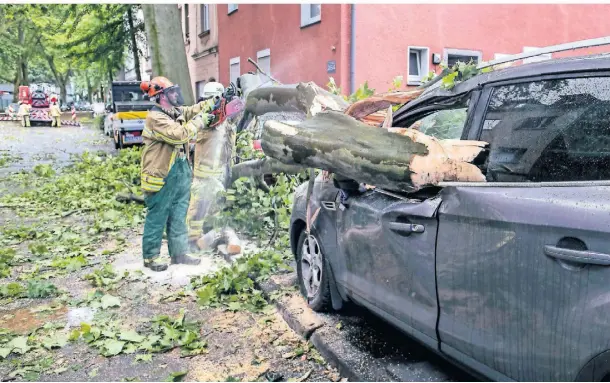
[0,120,114,178]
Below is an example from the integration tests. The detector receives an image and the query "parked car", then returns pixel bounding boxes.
[290,53,610,382]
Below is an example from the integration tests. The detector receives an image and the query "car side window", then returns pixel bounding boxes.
[406,98,469,140]
[482,76,610,182]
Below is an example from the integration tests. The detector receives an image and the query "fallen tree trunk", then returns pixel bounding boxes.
[245,82,348,118]
[231,158,306,183]
[261,110,486,192]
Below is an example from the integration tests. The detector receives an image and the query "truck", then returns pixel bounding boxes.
[104,81,154,150]
[17,86,73,126]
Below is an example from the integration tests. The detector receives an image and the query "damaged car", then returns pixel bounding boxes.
[290,53,610,381]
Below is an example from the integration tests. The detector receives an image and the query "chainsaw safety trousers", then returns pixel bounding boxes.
[142,156,192,261]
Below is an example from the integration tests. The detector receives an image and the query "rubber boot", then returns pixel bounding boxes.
[171,254,201,265]
[144,258,169,272]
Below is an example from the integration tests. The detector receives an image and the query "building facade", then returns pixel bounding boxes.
[180,3,220,100]
[217,4,351,91]
[216,4,610,95]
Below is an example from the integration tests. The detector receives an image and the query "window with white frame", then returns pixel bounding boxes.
[444,48,482,67]
[200,5,210,34]
[256,49,271,81]
[522,46,552,64]
[407,47,429,85]
[230,57,240,85]
[183,4,190,39]
[228,4,238,14]
[195,80,206,99]
[301,4,321,27]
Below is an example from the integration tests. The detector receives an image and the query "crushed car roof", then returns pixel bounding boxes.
[395,53,610,118]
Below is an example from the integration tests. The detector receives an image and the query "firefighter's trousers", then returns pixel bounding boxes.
[51,117,61,127]
[142,157,192,261]
[21,116,30,127]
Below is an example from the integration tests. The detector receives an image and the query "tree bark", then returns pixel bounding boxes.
[12,73,21,103]
[245,82,349,118]
[142,4,193,104]
[85,71,93,103]
[231,158,306,183]
[45,54,69,104]
[261,110,487,192]
[127,6,142,82]
[20,61,28,86]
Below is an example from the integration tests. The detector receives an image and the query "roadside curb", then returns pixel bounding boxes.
[256,273,394,382]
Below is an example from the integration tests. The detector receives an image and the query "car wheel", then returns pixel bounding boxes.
[296,230,332,312]
[114,134,120,150]
[118,134,124,150]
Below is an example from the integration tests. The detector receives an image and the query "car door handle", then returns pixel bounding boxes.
[544,245,610,266]
[389,222,425,234]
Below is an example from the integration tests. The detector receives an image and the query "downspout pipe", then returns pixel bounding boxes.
[350,4,356,95]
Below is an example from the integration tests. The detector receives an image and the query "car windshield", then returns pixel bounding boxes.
[112,86,149,103]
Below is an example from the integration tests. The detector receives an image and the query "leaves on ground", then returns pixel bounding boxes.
[164,370,188,382]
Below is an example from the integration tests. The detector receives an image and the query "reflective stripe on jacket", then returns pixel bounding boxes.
[140,100,213,192]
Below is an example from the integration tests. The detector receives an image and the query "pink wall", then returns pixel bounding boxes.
[355,4,610,92]
[218,4,351,91]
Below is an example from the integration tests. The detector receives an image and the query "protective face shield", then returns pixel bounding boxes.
[162,85,185,107]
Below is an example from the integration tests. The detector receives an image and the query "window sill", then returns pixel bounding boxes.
[300,19,321,29]
[407,78,422,86]
[198,30,210,38]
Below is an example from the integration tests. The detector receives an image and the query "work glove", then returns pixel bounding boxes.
[192,111,215,129]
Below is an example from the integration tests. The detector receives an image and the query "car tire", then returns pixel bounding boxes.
[118,134,124,150]
[114,134,120,150]
[296,230,333,312]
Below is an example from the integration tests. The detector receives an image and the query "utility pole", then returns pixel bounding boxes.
[142,4,194,105]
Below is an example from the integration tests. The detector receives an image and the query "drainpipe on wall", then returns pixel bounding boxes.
[350,4,356,95]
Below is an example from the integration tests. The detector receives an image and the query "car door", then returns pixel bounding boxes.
[337,188,441,345]
[336,94,475,346]
[436,74,610,381]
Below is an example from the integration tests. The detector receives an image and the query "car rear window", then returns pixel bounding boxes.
[482,76,610,182]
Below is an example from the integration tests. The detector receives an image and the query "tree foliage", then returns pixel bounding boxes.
[0,4,145,102]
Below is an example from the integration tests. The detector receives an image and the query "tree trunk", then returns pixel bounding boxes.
[86,71,93,103]
[127,6,142,82]
[261,110,487,192]
[20,61,28,86]
[12,73,21,103]
[142,4,194,105]
[231,158,306,183]
[59,79,67,106]
[12,21,25,102]
[245,82,349,117]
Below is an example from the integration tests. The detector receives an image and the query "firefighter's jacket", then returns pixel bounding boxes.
[140,100,214,192]
[49,104,61,117]
[17,104,30,117]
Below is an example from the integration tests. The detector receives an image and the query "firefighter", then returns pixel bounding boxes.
[17,101,30,127]
[49,100,61,127]
[139,76,215,272]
